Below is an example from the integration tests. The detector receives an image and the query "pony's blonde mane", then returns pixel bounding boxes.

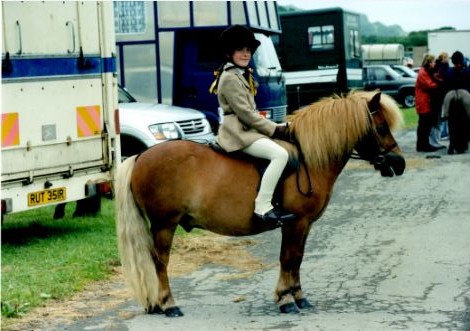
[287,91,403,170]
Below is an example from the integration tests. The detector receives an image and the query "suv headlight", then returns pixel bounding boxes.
[148,123,181,140]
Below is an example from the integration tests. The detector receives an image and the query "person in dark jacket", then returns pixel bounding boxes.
[443,51,470,92]
[441,51,470,154]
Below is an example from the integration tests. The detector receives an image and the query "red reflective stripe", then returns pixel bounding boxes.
[114,108,120,134]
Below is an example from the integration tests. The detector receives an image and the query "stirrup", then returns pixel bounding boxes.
[254,208,297,224]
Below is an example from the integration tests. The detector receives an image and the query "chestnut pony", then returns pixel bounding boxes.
[115,91,405,317]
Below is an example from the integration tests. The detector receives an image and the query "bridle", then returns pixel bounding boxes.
[290,105,400,196]
[350,109,398,168]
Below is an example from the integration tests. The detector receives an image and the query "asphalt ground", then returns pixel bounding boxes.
[39,129,470,330]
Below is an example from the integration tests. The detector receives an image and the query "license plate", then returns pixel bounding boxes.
[27,187,67,207]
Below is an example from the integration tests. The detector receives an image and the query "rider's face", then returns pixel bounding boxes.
[232,47,251,67]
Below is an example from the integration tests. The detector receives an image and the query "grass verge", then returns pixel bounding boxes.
[401,107,418,129]
[1,200,120,318]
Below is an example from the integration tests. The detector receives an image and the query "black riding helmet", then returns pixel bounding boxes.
[219,25,261,57]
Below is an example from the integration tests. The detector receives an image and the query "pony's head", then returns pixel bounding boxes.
[353,91,406,176]
[287,90,405,177]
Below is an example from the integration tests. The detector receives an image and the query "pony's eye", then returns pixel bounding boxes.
[376,125,389,135]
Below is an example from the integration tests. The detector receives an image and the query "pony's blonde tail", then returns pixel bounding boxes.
[115,155,159,310]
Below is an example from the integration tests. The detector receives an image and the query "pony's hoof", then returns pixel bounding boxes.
[295,298,313,309]
[146,305,164,314]
[164,306,184,317]
[279,302,300,314]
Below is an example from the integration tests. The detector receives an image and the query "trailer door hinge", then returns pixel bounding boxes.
[2,52,12,76]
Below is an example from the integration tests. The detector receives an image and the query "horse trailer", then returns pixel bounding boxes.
[113,1,287,133]
[362,44,406,65]
[1,2,120,217]
[427,30,470,65]
[276,7,363,112]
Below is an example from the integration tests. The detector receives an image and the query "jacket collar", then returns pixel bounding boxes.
[223,62,250,89]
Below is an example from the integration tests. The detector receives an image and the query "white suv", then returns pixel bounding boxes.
[118,86,214,158]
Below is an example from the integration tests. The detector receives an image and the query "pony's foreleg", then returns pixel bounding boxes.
[275,222,314,314]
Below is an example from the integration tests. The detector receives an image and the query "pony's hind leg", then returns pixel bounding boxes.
[149,222,184,317]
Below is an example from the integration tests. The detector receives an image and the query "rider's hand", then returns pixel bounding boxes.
[272,124,291,141]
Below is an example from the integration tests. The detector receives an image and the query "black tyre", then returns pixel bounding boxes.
[402,93,415,108]
[120,135,148,161]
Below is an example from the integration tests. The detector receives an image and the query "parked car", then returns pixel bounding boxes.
[118,86,214,158]
[390,64,417,78]
[363,64,417,108]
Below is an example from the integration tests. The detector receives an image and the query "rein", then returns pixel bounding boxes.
[291,136,314,197]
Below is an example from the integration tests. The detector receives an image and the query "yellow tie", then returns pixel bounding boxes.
[209,66,257,96]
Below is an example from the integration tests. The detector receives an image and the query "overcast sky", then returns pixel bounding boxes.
[277,0,470,33]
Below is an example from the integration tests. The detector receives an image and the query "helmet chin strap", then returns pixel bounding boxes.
[228,61,248,70]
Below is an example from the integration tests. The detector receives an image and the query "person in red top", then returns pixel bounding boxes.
[415,54,441,152]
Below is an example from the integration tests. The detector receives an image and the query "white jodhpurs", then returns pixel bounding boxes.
[241,138,289,215]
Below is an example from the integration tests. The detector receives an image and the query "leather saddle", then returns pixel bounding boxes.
[209,140,300,207]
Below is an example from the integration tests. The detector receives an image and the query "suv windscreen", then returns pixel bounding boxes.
[252,33,282,77]
[367,67,401,80]
[118,86,137,103]
[392,65,417,78]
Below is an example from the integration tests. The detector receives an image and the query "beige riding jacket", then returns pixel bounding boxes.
[215,63,276,152]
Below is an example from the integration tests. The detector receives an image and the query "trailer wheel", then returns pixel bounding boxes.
[73,195,101,218]
[54,203,66,219]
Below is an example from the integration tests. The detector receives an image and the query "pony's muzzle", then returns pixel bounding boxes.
[374,152,406,177]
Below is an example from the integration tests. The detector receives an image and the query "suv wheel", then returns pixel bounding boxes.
[120,135,147,161]
[402,94,415,108]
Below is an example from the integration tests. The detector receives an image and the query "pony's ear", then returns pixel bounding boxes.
[368,92,381,113]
